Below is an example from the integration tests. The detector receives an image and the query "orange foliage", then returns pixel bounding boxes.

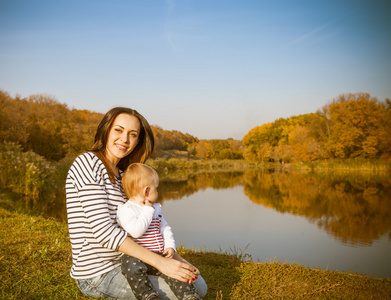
[243,93,391,162]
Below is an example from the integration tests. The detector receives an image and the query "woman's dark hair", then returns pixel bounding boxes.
[90,107,154,183]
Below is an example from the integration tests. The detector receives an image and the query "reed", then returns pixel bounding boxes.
[147,158,258,173]
[298,158,391,173]
[0,142,52,201]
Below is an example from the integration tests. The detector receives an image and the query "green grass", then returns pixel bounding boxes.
[1,206,390,299]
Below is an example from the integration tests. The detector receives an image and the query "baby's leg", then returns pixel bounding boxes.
[121,255,159,300]
[159,273,201,300]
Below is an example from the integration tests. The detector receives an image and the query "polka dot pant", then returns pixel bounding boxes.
[121,254,200,300]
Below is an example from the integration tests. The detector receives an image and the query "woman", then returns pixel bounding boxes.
[66,107,207,299]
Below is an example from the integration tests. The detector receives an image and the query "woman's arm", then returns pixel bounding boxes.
[118,237,198,282]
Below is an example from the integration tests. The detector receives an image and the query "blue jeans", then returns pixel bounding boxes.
[76,266,207,300]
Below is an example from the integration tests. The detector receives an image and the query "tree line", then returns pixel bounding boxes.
[0,90,243,161]
[1,90,390,165]
[243,93,391,163]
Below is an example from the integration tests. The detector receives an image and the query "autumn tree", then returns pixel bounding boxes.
[23,94,72,160]
[242,114,319,162]
[0,92,103,160]
[289,126,323,162]
[243,93,391,162]
[152,126,198,154]
[382,98,391,158]
[61,109,103,157]
[195,140,214,159]
[242,123,272,161]
[206,139,244,160]
[226,138,244,159]
[273,145,294,164]
[324,93,391,158]
[0,91,30,145]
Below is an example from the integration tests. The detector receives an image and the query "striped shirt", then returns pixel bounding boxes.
[117,202,176,253]
[66,152,128,279]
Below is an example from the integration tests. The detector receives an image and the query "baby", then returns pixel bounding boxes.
[117,163,201,300]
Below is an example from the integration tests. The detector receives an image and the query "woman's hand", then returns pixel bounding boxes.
[172,252,200,276]
[156,256,198,283]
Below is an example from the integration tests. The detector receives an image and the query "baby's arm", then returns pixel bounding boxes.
[117,203,154,238]
[163,247,175,258]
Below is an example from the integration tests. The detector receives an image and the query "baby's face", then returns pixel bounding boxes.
[147,177,159,202]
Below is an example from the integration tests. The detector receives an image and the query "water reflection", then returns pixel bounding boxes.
[158,171,245,201]
[158,170,391,247]
[243,170,391,247]
[15,169,391,249]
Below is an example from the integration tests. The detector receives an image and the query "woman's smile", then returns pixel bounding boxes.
[115,143,128,151]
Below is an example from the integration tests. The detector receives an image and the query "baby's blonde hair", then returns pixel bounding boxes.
[122,163,158,198]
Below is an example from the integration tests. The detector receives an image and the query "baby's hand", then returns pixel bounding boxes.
[143,199,154,207]
[163,248,175,258]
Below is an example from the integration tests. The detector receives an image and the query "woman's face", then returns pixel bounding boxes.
[105,113,140,165]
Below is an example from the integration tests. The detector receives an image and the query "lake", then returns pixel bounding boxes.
[31,168,391,278]
[156,170,391,278]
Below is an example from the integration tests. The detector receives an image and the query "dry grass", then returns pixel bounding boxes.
[1,206,390,299]
[179,248,391,300]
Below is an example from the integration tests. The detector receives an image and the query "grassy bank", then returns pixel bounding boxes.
[148,157,259,171]
[1,206,390,299]
[296,158,391,173]
[147,158,260,181]
[148,157,391,179]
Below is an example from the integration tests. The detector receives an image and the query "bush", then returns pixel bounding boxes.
[0,142,53,200]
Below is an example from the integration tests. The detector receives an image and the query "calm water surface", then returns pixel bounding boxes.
[156,170,391,278]
[32,169,391,278]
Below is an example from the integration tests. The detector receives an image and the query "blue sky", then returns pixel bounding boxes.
[1,0,390,139]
